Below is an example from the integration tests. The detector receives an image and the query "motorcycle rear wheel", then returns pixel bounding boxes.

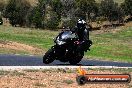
[43,49,55,64]
[69,53,83,65]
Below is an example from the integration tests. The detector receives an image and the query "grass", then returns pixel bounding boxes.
[0,25,132,63]
[0,25,57,50]
[0,70,10,75]
[87,27,132,63]
[88,68,132,73]
[24,69,39,72]
[23,76,38,80]
[10,70,26,76]
[24,68,75,73]
[62,79,74,84]
[34,83,47,87]
[0,70,26,76]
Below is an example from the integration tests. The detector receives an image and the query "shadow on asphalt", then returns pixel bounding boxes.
[55,63,95,66]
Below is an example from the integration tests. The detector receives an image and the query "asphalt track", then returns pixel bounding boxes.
[0,54,132,67]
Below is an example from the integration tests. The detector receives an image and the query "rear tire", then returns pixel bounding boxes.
[43,49,55,64]
[69,53,83,65]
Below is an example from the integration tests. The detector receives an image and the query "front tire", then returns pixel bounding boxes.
[43,49,55,64]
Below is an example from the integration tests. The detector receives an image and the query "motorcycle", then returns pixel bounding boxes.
[43,29,92,65]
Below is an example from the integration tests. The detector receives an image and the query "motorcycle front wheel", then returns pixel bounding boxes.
[43,48,55,64]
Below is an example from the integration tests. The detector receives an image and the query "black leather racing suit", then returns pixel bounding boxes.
[71,25,92,51]
[72,24,92,41]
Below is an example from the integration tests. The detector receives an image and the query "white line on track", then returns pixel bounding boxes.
[0,66,132,70]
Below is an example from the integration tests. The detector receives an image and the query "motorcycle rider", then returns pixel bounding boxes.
[72,18,92,51]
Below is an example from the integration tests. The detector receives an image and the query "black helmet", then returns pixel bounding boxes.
[77,19,86,29]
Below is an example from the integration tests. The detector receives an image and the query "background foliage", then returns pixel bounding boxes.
[0,0,131,29]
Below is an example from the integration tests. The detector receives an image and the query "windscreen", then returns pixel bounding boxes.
[61,31,77,40]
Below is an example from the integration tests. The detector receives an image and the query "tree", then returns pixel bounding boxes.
[26,0,46,28]
[4,0,31,26]
[60,0,77,28]
[75,0,98,21]
[27,0,60,29]
[0,1,5,12]
[121,0,132,16]
[99,0,124,22]
[50,0,63,20]
[61,0,77,20]
[45,11,60,29]
[31,7,43,28]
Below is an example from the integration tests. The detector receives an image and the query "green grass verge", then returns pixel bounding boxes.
[87,27,132,62]
[0,25,131,62]
[0,26,57,49]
